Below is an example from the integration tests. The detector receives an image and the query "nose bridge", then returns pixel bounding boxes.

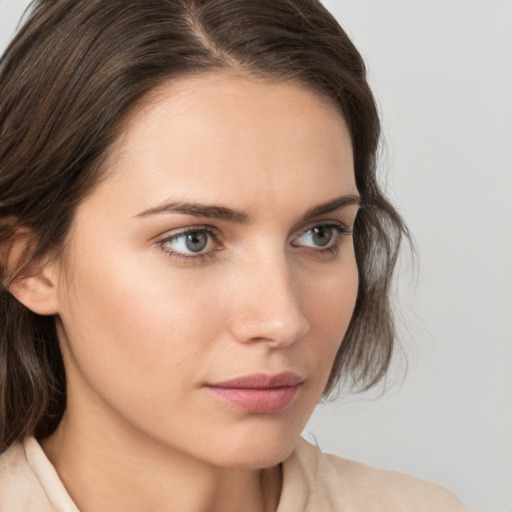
[229,248,310,346]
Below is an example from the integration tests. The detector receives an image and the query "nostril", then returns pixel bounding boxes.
[229,303,309,347]
[227,257,309,345]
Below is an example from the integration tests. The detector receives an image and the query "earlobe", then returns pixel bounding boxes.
[9,268,60,316]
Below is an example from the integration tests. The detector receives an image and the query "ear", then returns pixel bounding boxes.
[3,230,60,316]
[9,268,60,316]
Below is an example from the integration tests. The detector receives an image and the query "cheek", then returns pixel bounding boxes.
[295,250,359,378]
[304,251,358,333]
[57,247,228,403]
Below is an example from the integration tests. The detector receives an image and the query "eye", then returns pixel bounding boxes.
[158,227,219,259]
[292,222,349,250]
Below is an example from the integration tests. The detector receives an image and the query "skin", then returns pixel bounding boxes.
[20,74,360,512]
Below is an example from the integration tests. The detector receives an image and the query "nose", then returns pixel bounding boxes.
[228,254,310,347]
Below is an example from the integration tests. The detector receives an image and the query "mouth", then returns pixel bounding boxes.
[204,372,304,414]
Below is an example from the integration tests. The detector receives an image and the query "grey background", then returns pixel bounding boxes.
[1,1,511,511]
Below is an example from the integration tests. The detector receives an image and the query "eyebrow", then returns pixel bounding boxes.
[298,194,360,223]
[135,194,360,224]
[136,201,251,223]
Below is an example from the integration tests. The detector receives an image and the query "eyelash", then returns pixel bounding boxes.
[157,222,352,263]
[292,222,351,259]
[158,226,220,264]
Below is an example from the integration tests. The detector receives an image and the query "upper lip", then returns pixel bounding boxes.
[206,372,304,389]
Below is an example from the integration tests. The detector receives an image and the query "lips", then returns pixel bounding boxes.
[204,372,304,414]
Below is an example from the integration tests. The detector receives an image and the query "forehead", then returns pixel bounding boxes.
[129,73,344,131]
[80,74,356,222]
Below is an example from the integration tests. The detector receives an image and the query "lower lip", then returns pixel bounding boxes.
[204,385,302,414]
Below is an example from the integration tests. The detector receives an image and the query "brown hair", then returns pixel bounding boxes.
[0,0,407,450]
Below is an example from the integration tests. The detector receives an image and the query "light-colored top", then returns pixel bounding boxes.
[0,437,469,511]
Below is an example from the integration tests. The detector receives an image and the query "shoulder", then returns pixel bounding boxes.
[0,440,56,511]
[280,438,469,512]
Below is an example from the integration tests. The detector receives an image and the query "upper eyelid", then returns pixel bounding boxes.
[293,219,351,237]
[157,219,349,238]
[156,219,351,242]
[157,224,220,241]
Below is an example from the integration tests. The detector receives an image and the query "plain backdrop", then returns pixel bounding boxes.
[1,1,511,511]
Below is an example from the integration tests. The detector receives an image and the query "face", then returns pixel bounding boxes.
[54,74,359,469]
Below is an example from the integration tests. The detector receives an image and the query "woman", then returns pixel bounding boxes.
[0,1,468,510]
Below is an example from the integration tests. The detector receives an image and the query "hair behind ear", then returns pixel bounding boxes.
[0,291,66,451]
[0,224,65,450]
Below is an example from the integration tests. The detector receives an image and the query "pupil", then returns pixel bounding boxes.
[185,232,208,252]
[312,226,333,247]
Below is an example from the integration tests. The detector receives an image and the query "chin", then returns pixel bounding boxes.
[213,445,296,471]
[201,420,303,470]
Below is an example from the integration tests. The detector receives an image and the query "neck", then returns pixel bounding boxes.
[41,408,282,512]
